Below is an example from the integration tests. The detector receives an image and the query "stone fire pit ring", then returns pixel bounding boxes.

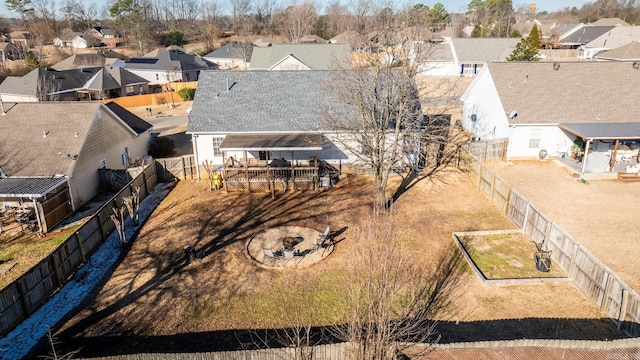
[246,226,334,268]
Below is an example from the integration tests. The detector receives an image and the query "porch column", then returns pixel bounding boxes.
[244,151,249,191]
[32,197,43,234]
[291,150,295,191]
[610,140,620,172]
[581,139,591,175]
[222,151,228,192]
[266,151,274,197]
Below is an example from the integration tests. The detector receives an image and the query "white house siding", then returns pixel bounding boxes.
[507,124,572,160]
[0,94,37,102]
[417,62,460,76]
[461,68,511,140]
[270,56,310,70]
[70,109,149,208]
[71,37,88,49]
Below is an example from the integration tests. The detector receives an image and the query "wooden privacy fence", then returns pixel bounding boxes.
[0,163,158,337]
[462,138,508,163]
[155,155,198,182]
[461,151,640,337]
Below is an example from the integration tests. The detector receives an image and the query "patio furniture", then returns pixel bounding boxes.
[283,249,295,259]
[263,248,283,263]
[316,226,331,244]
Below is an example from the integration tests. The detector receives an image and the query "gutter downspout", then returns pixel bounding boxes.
[192,134,200,181]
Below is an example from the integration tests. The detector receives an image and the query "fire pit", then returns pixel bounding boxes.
[246,226,335,268]
[282,236,302,251]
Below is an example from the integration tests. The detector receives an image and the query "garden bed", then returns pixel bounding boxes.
[454,230,568,284]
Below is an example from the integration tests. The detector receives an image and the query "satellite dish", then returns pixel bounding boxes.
[471,114,477,122]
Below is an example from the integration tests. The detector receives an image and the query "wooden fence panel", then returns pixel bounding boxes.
[468,160,481,187]
[479,165,493,198]
[19,260,57,314]
[572,249,608,306]
[51,238,84,281]
[0,284,23,334]
[40,186,73,233]
[523,204,549,244]
[546,224,576,271]
[602,276,625,320]
[507,190,527,228]
[621,294,640,336]
[491,176,510,214]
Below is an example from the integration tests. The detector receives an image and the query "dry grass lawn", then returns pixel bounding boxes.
[47,167,623,357]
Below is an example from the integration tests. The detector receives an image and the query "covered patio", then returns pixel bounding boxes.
[0,177,72,235]
[558,123,640,179]
[219,133,328,192]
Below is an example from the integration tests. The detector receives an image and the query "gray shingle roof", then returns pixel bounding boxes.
[104,101,152,134]
[586,26,640,49]
[0,102,100,177]
[249,44,350,70]
[561,26,616,45]
[125,49,216,72]
[187,71,334,133]
[595,41,640,60]
[450,38,520,62]
[484,61,640,125]
[204,41,253,60]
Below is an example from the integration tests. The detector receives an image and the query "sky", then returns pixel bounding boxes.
[3,0,592,18]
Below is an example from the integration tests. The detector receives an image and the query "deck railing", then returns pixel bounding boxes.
[223,166,318,192]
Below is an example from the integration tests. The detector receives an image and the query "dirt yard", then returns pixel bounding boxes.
[486,159,640,292]
[44,167,622,357]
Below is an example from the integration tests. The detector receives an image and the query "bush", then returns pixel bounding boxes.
[149,137,176,158]
[178,88,196,101]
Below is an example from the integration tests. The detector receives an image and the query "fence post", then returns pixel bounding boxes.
[490,174,496,205]
[16,278,30,317]
[76,231,87,263]
[142,167,149,197]
[569,243,578,278]
[599,272,611,312]
[49,254,64,289]
[618,289,628,330]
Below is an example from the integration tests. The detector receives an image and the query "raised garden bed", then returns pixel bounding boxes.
[453,230,568,285]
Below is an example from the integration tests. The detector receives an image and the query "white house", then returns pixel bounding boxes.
[581,26,640,59]
[460,61,640,169]
[249,44,351,70]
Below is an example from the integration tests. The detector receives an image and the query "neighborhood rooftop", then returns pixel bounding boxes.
[187,70,336,134]
[484,61,640,125]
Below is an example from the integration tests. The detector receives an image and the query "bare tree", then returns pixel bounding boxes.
[42,328,78,360]
[321,45,423,212]
[123,186,141,226]
[110,205,127,245]
[331,214,464,359]
[282,2,318,43]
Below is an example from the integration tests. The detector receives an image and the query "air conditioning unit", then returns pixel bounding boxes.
[538,149,548,160]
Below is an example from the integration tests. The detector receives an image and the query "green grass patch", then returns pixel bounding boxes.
[460,232,565,279]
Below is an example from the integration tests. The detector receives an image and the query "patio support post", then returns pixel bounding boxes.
[581,139,591,175]
[244,151,249,191]
[610,140,620,172]
[314,150,318,191]
[266,151,274,198]
[32,197,43,234]
[291,150,295,191]
[222,151,228,192]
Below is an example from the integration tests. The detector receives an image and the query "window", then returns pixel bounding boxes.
[99,159,107,168]
[259,151,270,161]
[212,137,223,157]
[528,128,542,148]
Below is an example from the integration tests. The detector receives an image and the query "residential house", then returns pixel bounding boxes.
[299,34,328,44]
[249,43,351,70]
[123,47,217,86]
[416,37,520,77]
[187,70,422,187]
[53,32,84,48]
[84,27,119,48]
[0,42,21,61]
[203,41,253,69]
[253,37,280,47]
[0,101,151,231]
[558,25,616,49]
[51,50,129,70]
[8,31,32,49]
[594,41,640,61]
[0,66,149,102]
[460,62,640,173]
[581,26,640,59]
[590,17,630,27]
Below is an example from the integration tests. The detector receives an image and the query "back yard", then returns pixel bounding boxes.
[44,167,622,357]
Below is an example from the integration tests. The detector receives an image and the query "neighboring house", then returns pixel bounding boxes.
[124,47,217,86]
[0,102,151,230]
[0,42,21,61]
[84,27,119,47]
[299,34,328,44]
[558,25,616,49]
[8,31,32,49]
[53,32,84,48]
[328,31,366,49]
[51,50,129,70]
[0,66,150,102]
[594,41,640,61]
[249,43,351,70]
[203,41,253,69]
[416,37,520,76]
[581,26,640,59]
[590,17,630,27]
[460,62,640,167]
[253,37,279,47]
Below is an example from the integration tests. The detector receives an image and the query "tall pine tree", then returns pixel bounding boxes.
[507,23,540,61]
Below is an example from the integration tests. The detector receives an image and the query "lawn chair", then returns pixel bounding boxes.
[283,249,295,260]
[263,248,283,264]
[316,226,331,245]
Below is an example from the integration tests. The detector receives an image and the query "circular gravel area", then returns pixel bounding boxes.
[246,226,333,268]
